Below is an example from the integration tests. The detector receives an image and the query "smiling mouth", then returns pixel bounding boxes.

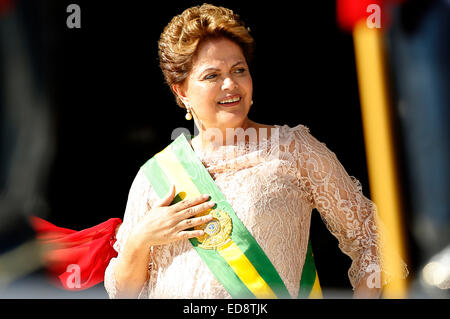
[217,96,241,106]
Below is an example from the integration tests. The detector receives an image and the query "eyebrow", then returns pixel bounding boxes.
[198,61,245,77]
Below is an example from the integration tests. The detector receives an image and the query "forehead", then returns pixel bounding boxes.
[192,37,246,71]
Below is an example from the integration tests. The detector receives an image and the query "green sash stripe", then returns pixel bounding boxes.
[142,158,170,200]
[298,239,317,298]
[170,135,291,298]
[141,155,256,299]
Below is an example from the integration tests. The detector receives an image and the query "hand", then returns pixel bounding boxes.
[127,185,215,249]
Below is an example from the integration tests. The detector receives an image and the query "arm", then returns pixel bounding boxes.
[104,170,214,298]
[104,170,154,298]
[112,234,153,298]
[354,273,381,298]
[292,127,407,298]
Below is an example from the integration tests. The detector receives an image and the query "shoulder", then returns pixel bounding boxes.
[250,121,311,144]
[131,168,151,190]
[273,123,329,153]
[127,167,154,202]
[274,124,344,176]
[274,123,310,140]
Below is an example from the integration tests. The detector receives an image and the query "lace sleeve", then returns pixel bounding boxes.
[291,126,408,289]
[104,169,157,298]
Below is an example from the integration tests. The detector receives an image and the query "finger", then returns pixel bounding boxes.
[177,201,215,219]
[177,214,214,231]
[154,184,176,208]
[171,194,210,213]
[176,229,205,240]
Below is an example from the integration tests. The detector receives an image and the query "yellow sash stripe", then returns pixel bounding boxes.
[154,148,277,299]
[217,241,277,299]
[309,272,322,299]
[154,148,201,199]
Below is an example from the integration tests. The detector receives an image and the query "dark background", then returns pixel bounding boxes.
[7,0,420,297]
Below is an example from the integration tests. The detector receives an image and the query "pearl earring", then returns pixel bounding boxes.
[185,108,193,120]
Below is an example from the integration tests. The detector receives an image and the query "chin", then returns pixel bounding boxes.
[220,107,249,121]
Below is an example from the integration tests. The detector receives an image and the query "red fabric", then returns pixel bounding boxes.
[336,0,406,32]
[30,216,122,291]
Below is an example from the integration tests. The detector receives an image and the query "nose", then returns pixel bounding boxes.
[221,76,238,91]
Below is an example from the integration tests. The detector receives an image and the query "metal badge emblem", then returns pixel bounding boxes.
[195,210,232,250]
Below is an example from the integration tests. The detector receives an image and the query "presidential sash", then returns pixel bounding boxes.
[141,134,321,299]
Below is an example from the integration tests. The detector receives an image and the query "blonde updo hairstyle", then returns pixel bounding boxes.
[158,3,255,108]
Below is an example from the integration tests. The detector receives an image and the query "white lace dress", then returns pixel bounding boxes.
[104,124,407,298]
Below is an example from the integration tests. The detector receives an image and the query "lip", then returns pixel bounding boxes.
[217,94,242,107]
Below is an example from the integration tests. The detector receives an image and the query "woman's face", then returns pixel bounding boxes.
[174,37,253,132]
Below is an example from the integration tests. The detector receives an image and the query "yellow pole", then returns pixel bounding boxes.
[352,20,407,298]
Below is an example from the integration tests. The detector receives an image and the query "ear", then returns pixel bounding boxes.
[172,83,189,107]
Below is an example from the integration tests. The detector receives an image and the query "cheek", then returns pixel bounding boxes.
[189,82,213,99]
[240,72,253,90]
[241,76,253,99]
[188,83,219,112]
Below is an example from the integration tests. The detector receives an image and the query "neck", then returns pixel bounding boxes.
[192,118,257,150]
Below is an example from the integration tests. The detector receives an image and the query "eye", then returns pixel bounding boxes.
[204,73,217,80]
[234,68,246,74]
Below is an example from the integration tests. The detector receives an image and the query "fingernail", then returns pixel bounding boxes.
[202,194,210,200]
[208,201,215,207]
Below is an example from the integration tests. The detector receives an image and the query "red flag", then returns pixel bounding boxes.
[336,0,405,32]
[30,216,122,291]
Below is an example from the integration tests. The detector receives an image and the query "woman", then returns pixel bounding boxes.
[103,4,407,299]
